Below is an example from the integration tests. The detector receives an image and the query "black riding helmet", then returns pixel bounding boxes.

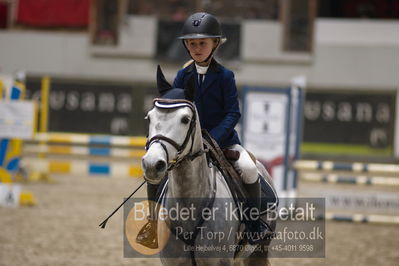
[178,12,223,40]
[178,12,226,63]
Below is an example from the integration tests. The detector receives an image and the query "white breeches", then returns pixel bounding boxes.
[227,144,258,184]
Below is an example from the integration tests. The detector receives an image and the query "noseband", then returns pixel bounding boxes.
[145,99,206,171]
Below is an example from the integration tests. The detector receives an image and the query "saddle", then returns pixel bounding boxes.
[201,130,278,216]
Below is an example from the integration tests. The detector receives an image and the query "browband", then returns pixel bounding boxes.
[153,98,195,112]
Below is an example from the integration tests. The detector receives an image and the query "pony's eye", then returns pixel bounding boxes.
[181,116,190,124]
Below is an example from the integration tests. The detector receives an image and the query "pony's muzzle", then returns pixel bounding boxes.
[142,146,168,184]
[142,158,166,173]
[142,159,167,184]
[155,160,166,172]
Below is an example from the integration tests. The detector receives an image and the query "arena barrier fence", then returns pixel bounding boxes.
[294,160,399,175]
[294,160,399,225]
[21,132,146,178]
[322,212,399,224]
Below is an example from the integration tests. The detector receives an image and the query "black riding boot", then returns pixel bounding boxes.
[136,183,159,249]
[243,178,267,245]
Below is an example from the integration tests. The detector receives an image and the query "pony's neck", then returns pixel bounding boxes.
[168,120,210,199]
[168,153,210,199]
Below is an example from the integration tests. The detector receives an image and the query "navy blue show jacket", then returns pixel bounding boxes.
[173,59,241,149]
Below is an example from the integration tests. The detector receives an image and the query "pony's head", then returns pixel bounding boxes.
[142,66,199,184]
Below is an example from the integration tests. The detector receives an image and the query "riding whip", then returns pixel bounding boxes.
[99,179,146,229]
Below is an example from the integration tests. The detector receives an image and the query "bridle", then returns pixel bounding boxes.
[98,99,208,231]
[145,99,207,171]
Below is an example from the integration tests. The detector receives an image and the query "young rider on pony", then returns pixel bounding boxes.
[137,12,267,248]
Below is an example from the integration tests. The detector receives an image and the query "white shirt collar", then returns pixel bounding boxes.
[195,64,209,75]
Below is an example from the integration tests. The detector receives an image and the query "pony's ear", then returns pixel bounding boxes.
[184,73,196,101]
[157,65,172,95]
